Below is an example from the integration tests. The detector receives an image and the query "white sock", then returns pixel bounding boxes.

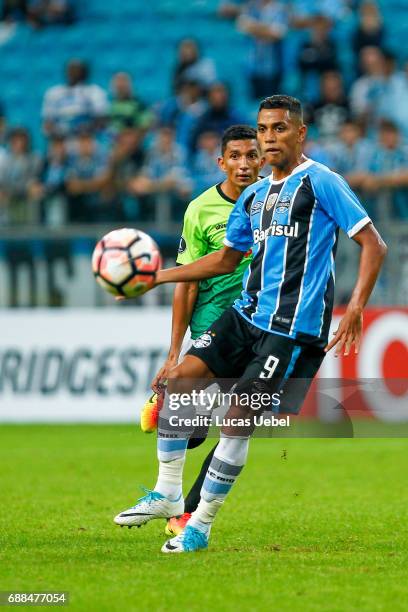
[188,498,223,535]
[154,456,185,500]
[216,436,249,465]
[188,436,250,535]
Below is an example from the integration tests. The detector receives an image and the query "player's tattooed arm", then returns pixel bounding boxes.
[325,223,387,356]
[151,280,198,392]
[155,246,245,285]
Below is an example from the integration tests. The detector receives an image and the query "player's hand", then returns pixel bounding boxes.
[151,358,178,393]
[325,306,363,357]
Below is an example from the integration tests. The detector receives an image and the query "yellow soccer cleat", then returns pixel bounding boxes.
[165,512,192,537]
[140,392,162,433]
[140,393,160,433]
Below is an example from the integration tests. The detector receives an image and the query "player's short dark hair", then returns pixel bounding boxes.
[258,95,304,123]
[221,125,258,154]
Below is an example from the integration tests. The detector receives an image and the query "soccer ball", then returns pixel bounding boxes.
[92,228,162,298]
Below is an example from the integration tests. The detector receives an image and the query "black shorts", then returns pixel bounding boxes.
[187,307,325,415]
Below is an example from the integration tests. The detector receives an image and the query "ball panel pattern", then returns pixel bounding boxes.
[92,228,162,298]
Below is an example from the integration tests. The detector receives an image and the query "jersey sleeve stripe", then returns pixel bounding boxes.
[347,216,371,238]
[223,237,238,248]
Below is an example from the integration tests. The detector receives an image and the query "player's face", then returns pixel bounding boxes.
[257,109,306,169]
[218,139,263,188]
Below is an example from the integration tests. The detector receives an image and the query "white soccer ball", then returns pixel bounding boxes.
[92,228,162,298]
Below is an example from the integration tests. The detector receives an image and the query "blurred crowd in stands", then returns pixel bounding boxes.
[0,0,407,226]
[1,0,74,26]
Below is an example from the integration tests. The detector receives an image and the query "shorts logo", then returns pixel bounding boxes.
[274,315,291,324]
[193,333,212,349]
[178,237,186,254]
[266,193,278,211]
[250,200,263,215]
[215,223,227,230]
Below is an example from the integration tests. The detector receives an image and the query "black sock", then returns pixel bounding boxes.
[184,443,218,514]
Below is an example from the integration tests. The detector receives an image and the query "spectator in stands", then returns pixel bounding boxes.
[191,131,224,197]
[352,2,384,72]
[110,126,145,181]
[0,103,7,147]
[311,70,351,143]
[328,120,372,186]
[0,145,7,187]
[0,103,7,166]
[361,120,408,219]
[42,59,108,138]
[191,82,243,151]
[65,130,117,223]
[1,0,27,22]
[290,0,349,27]
[0,128,41,224]
[298,15,338,103]
[109,72,154,134]
[173,39,217,93]
[350,45,385,127]
[0,105,8,220]
[306,141,335,166]
[373,50,408,139]
[218,0,244,19]
[351,48,408,138]
[27,0,75,27]
[129,126,191,221]
[29,135,70,225]
[238,0,288,99]
[109,126,146,220]
[157,79,206,151]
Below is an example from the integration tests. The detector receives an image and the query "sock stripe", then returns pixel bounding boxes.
[206,467,236,485]
[202,476,232,496]
[157,437,188,462]
[197,437,249,510]
[202,461,244,500]
[157,438,188,452]
[210,457,243,476]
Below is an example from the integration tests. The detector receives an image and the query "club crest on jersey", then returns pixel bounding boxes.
[250,200,263,215]
[266,193,279,211]
[253,221,299,243]
[193,333,212,349]
[276,195,291,214]
[178,236,186,254]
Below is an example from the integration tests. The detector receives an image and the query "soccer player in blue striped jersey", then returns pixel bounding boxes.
[115,95,387,553]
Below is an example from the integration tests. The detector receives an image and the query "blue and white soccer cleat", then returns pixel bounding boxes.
[114,488,184,528]
[161,525,209,553]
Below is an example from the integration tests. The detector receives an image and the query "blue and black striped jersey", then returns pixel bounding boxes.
[224,158,371,347]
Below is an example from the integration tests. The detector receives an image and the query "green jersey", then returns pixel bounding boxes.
[176,183,252,339]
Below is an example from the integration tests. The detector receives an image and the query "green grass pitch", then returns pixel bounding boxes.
[1,425,408,611]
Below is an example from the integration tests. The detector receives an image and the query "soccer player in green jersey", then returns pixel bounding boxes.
[137,125,264,535]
